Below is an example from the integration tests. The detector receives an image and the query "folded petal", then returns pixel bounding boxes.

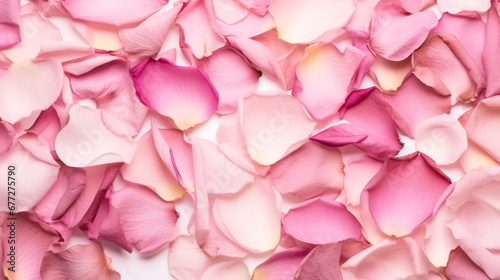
[0,0,21,50]
[55,105,137,167]
[344,156,383,207]
[240,93,316,165]
[445,247,490,280]
[437,0,490,14]
[484,3,500,98]
[62,0,168,26]
[197,47,261,114]
[110,184,179,253]
[283,198,361,245]
[370,0,438,61]
[212,177,281,252]
[0,59,63,124]
[412,33,486,104]
[295,243,343,280]
[268,0,355,44]
[120,130,185,201]
[310,123,368,148]
[293,44,366,120]
[270,141,344,200]
[253,248,310,280]
[362,152,452,237]
[131,58,219,130]
[40,242,121,280]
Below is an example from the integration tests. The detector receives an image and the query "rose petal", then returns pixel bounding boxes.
[268,0,355,44]
[0,121,15,156]
[207,0,250,25]
[201,261,251,280]
[295,243,343,280]
[131,58,219,130]
[310,123,368,148]
[168,235,213,280]
[283,198,361,245]
[445,247,490,280]
[253,248,310,280]
[71,21,123,51]
[368,55,412,92]
[437,0,490,14]
[484,3,500,98]
[344,156,383,207]
[0,0,21,50]
[40,242,121,280]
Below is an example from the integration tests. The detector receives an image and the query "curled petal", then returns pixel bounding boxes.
[240,93,316,165]
[0,0,21,50]
[270,141,344,200]
[62,0,168,26]
[0,59,63,124]
[437,0,490,14]
[445,247,490,280]
[283,198,361,245]
[253,248,310,280]
[131,58,219,130]
[268,0,355,44]
[295,243,343,280]
[40,242,121,280]
[362,152,452,237]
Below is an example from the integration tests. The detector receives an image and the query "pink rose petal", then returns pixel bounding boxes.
[295,243,343,280]
[253,248,310,280]
[0,0,21,50]
[445,247,490,280]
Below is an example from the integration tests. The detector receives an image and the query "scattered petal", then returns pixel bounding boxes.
[253,248,310,280]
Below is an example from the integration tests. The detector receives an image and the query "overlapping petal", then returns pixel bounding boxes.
[0,0,21,50]
[253,248,309,280]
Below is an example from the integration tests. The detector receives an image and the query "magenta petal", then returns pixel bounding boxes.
[363,152,452,237]
[283,198,361,245]
[131,58,219,130]
[253,248,310,280]
[445,247,490,280]
[0,0,21,50]
[295,243,343,280]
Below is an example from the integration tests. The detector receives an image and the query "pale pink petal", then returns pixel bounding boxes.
[120,131,185,201]
[0,121,15,156]
[368,55,412,92]
[459,140,500,173]
[177,0,226,59]
[201,261,251,280]
[119,5,182,67]
[131,58,219,130]
[207,0,250,25]
[464,96,500,162]
[398,0,433,13]
[283,198,361,245]
[62,0,168,26]
[34,40,94,63]
[293,44,366,120]
[484,3,500,98]
[168,235,213,280]
[445,247,490,280]
[1,212,60,280]
[415,114,468,165]
[0,0,21,50]
[270,141,344,200]
[344,156,383,207]
[253,248,309,280]
[110,185,179,253]
[236,0,270,15]
[382,75,451,138]
[412,33,486,104]
[0,59,63,124]
[437,0,490,14]
[363,152,452,237]
[212,177,281,252]
[0,143,59,212]
[40,242,121,280]
[268,0,355,44]
[295,243,343,280]
[192,137,254,195]
[240,93,316,165]
[55,105,136,167]
[217,10,275,38]
[346,0,379,33]
[197,47,261,114]
[369,0,438,61]
[340,237,435,280]
[71,20,123,51]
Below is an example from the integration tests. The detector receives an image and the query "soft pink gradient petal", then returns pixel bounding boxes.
[437,0,490,14]
[445,247,490,280]
[459,140,500,173]
[168,235,213,280]
[368,55,412,92]
[120,130,185,201]
[62,0,168,26]
[268,0,355,44]
[212,177,281,252]
[270,141,344,200]
[283,198,361,245]
[253,248,309,280]
[71,20,123,51]
[207,0,250,25]
[240,93,316,165]
[344,156,383,207]
[293,44,366,120]
[55,105,136,167]
[484,3,500,98]
[216,9,275,38]
[197,47,261,114]
[201,261,251,280]
[363,152,452,237]
[412,33,486,104]
[369,0,438,61]
[131,58,219,130]
[295,243,343,280]
[0,59,63,124]
[40,242,121,280]
[110,185,179,253]
[0,0,21,50]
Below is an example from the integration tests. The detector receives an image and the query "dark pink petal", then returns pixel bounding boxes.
[0,0,21,50]
[270,141,344,200]
[484,3,500,98]
[62,0,168,26]
[27,107,61,153]
[445,247,490,280]
[295,243,343,280]
[131,58,219,130]
[362,152,452,237]
[310,124,368,147]
[293,44,366,120]
[412,33,486,104]
[110,185,179,253]
[197,47,261,114]
[437,0,490,14]
[283,198,361,245]
[40,242,121,280]
[253,248,310,280]
[369,0,438,61]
